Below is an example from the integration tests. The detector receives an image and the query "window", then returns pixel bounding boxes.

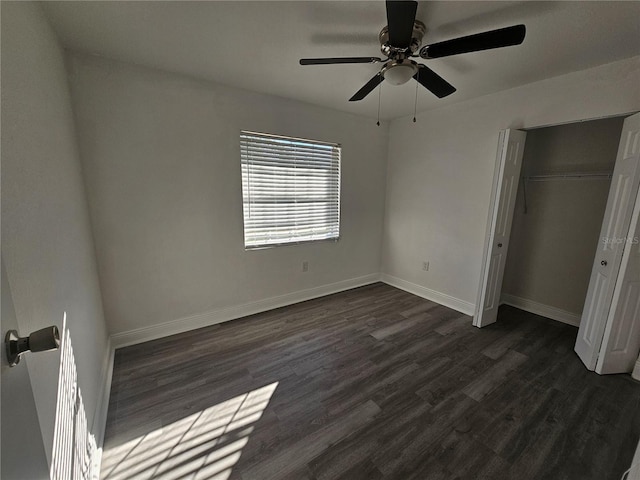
[240,131,341,249]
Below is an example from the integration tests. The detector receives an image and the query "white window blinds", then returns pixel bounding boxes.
[240,131,341,249]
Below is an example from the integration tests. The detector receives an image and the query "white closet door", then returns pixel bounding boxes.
[596,174,640,374]
[575,112,640,371]
[474,129,527,327]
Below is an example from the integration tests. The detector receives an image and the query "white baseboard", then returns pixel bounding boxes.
[380,273,475,316]
[110,273,381,349]
[500,293,581,326]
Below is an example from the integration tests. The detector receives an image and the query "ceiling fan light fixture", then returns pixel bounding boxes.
[382,59,418,86]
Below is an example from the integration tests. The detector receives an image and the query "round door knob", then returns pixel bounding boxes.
[497,243,503,248]
[601,260,607,266]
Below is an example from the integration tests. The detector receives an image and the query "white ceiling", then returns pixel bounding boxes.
[42,1,640,120]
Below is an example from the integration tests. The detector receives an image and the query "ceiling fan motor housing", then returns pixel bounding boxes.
[379,20,426,58]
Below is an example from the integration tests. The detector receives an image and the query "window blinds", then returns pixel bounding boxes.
[240,131,341,248]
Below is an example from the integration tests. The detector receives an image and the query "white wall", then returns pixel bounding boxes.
[382,56,640,312]
[1,1,110,466]
[502,118,623,317]
[66,53,389,338]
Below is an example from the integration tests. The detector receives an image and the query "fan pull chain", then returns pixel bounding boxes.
[413,69,419,123]
[376,77,382,126]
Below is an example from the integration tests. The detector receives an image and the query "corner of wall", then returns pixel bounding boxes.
[380,273,475,316]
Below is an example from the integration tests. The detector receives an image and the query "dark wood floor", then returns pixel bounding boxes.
[101,283,640,480]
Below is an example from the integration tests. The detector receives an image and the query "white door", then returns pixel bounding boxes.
[575,112,640,371]
[1,260,50,480]
[596,140,640,374]
[474,129,527,327]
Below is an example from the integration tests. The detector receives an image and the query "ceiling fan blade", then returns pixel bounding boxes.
[386,0,418,49]
[413,64,456,98]
[349,73,384,102]
[300,57,383,65]
[420,24,526,59]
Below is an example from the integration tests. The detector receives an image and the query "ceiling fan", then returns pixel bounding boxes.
[300,1,526,102]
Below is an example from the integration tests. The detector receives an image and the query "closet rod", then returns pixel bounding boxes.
[521,171,613,214]
[525,172,612,182]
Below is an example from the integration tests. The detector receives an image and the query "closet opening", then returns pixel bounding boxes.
[500,116,624,327]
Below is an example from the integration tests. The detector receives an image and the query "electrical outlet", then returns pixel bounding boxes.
[302,261,309,272]
[422,261,429,271]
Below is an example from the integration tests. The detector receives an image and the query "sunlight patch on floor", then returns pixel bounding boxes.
[102,381,279,480]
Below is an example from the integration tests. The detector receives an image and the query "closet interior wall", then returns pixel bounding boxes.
[502,117,625,322]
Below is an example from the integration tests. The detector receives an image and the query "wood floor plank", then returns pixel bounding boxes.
[433,313,473,336]
[369,312,432,340]
[307,431,381,480]
[462,349,528,401]
[240,400,381,480]
[371,390,477,472]
[480,322,535,359]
